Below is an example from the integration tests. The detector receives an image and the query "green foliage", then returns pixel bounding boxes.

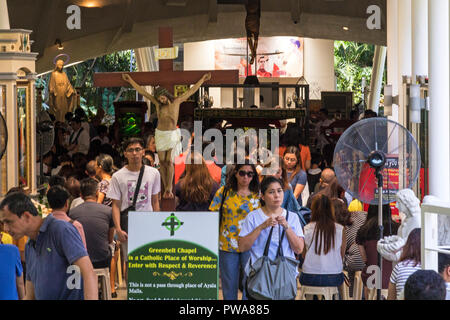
[68,50,137,121]
[38,50,137,124]
[334,41,385,105]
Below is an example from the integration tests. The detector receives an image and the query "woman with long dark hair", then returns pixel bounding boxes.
[145,135,160,168]
[299,194,346,289]
[239,176,304,299]
[279,125,312,171]
[209,161,261,300]
[95,153,115,206]
[175,152,219,211]
[356,204,400,297]
[332,197,364,294]
[95,153,117,297]
[283,146,308,206]
[387,228,422,300]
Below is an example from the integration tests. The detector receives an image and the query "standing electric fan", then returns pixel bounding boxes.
[333,118,421,300]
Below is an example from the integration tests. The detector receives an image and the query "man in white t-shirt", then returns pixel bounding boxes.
[106,137,161,279]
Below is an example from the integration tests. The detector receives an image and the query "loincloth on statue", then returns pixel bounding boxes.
[155,128,182,161]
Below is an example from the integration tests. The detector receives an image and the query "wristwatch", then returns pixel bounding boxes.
[283,224,290,231]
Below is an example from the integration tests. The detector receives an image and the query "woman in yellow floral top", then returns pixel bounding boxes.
[209,162,261,300]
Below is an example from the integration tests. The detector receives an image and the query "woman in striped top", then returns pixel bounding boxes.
[388,228,422,300]
[332,198,366,296]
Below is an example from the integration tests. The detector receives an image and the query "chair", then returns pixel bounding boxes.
[299,285,339,300]
[353,271,363,300]
[368,288,388,300]
[95,268,112,300]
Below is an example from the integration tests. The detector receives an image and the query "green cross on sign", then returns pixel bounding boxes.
[162,213,184,236]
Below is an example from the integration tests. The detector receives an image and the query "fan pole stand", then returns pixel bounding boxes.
[367,150,386,301]
[376,169,384,301]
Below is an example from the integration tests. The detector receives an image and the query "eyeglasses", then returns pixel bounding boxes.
[238,170,255,178]
[126,147,143,153]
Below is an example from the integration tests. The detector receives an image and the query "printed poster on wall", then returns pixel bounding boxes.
[214,37,304,78]
[127,211,219,300]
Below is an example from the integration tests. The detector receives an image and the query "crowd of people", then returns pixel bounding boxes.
[0,106,449,301]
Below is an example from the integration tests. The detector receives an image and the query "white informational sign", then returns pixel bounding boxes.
[127,211,219,300]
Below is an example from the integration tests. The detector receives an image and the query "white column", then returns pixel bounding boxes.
[0,0,10,29]
[134,47,158,72]
[387,0,399,120]
[428,0,450,201]
[412,0,429,80]
[398,0,412,127]
[134,47,158,119]
[368,46,387,114]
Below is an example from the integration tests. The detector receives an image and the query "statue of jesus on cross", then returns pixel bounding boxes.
[122,72,211,199]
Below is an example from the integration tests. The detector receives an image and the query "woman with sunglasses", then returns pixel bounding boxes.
[238,176,305,299]
[209,161,261,300]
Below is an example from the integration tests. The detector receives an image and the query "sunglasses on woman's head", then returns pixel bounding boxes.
[238,170,255,178]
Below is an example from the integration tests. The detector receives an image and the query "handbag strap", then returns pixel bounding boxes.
[263,226,274,257]
[132,165,145,207]
[218,187,229,228]
[276,210,289,258]
[262,210,290,258]
[70,127,84,145]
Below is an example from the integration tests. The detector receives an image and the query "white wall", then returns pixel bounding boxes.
[183,37,335,106]
[184,41,215,71]
[304,38,335,100]
[183,41,222,106]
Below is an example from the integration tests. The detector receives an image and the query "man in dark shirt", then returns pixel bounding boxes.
[0,192,97,300]
[69,178,114,269]
[307,153,323,194]
[306,168,336,208]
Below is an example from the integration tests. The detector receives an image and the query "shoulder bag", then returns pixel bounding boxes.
[246,211,299,300]
[218,187,229,229]
[120,165,145,233]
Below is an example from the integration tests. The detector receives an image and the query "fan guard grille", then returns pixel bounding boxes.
[333,118,421,205]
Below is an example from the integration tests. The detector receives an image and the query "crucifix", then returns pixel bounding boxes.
[94,27,239,205]
[94,27,238,91]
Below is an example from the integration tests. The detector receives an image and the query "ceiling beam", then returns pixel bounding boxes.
[105,0,137,52]
[33,0,60,58]
[122,0,138,33]
[209,0,218,23]
[163,0,188,6]
[290,0,301,25]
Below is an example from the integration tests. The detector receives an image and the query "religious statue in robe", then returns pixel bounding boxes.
[245,0,261,65]
[122,72,211,199]
[377,188,421,262]
[48,59,76,122]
